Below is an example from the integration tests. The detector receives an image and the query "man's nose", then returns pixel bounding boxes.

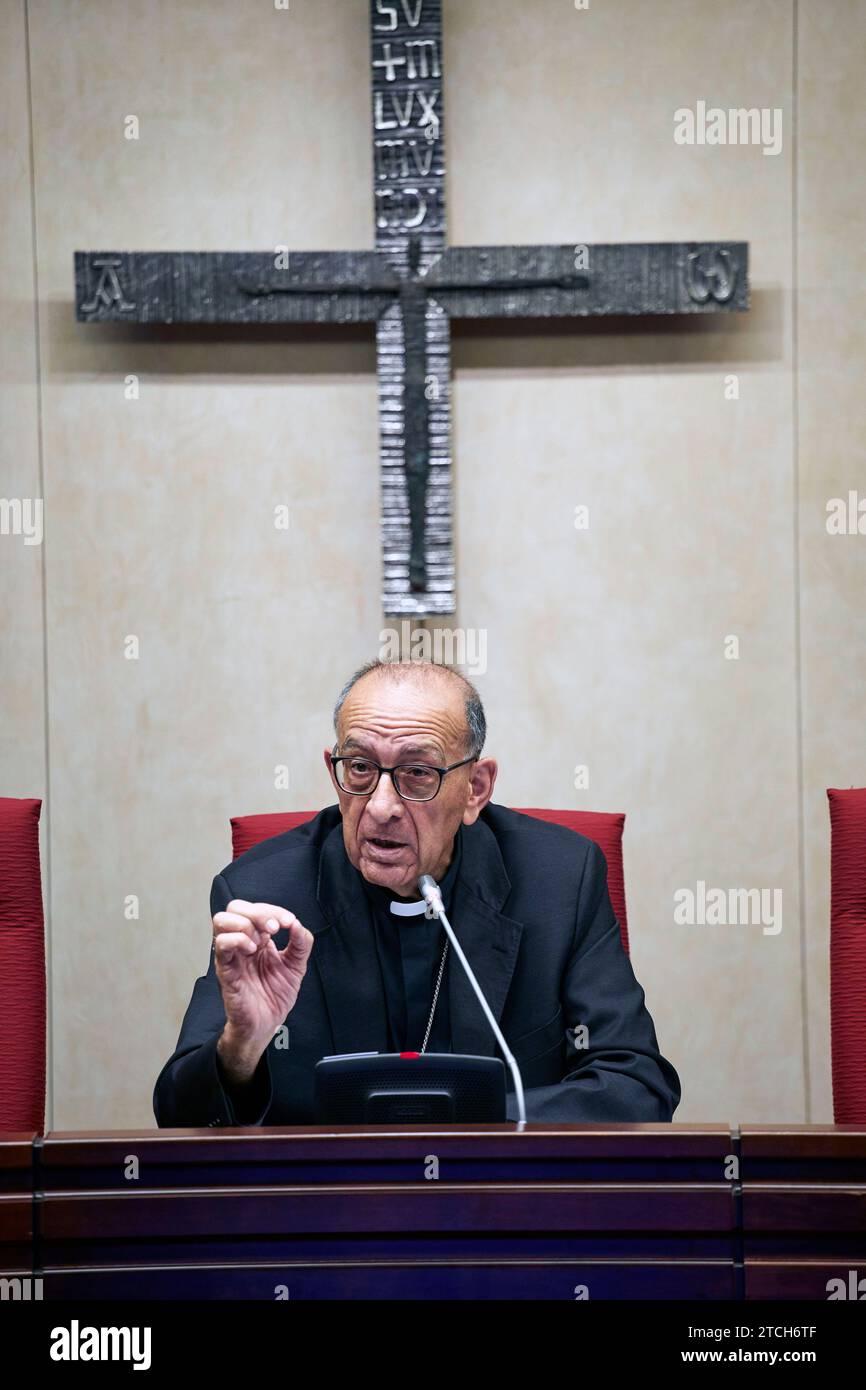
[366,771,404,819]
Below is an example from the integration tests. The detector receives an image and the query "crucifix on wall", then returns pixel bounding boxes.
[75,0,749,617]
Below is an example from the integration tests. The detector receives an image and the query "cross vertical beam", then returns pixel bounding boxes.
[371,0,454,613]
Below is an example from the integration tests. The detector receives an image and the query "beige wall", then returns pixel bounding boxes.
[1,0,862,1129]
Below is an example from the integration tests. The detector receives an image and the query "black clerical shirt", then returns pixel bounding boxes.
[359,830,463,1054]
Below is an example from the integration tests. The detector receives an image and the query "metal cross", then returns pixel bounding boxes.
[75,0,748,616]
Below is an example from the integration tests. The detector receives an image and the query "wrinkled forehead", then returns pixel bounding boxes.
[336,671,468,756]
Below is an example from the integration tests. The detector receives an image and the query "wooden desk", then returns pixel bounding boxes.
[2,1124,864,1299]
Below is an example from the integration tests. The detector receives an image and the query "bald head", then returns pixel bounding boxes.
[333,659,486,758]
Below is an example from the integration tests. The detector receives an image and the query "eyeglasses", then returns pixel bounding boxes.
[330,749,477,802]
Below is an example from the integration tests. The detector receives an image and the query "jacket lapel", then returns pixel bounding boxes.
[447,815,525,1057]
[312,808,524,1059]
[312,821,390,1056]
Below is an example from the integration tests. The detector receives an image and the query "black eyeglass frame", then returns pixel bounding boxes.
[330,748,478,802]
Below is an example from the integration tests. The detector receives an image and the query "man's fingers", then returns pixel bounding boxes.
[213,911,279,942]
[214,909,297,952]
[215,903,306,969]
[279,923,315,967]
[214,931,258,960]
[224,901,298,931]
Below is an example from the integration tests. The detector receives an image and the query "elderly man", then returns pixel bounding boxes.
[154,658,680,1125]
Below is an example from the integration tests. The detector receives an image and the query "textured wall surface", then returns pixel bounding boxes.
[1,0,862,1128]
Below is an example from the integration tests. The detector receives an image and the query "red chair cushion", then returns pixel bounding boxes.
[232,807,629,954]
[515,809,628,954]
[231,811,319,860]
[828,788,866,1123]
[0,797,46,1132]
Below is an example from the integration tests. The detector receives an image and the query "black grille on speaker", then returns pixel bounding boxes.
[315,1053,506,1123]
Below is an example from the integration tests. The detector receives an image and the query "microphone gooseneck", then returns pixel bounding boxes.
[417,873,527,1127]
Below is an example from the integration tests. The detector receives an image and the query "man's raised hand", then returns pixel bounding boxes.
[212,900,314,1084]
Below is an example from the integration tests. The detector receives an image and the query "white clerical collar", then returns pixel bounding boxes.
[389,897,430,917]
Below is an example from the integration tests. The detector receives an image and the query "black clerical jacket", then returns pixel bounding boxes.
[153,803,681,1126]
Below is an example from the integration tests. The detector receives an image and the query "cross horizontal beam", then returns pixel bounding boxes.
[75,242,748,326]
[425,242,749,316]
[75,251,398,325]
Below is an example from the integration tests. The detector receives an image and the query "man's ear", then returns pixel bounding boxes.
[462,757,498,826]
[323,746,340,793]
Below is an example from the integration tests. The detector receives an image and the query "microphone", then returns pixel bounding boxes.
[418,874,526,1127]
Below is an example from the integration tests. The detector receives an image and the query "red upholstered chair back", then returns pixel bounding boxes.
[0,797,46,1132]
[828,788,866,1123]
[231,807,629,955]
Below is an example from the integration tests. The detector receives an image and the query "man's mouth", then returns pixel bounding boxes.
[364,835,409,857]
